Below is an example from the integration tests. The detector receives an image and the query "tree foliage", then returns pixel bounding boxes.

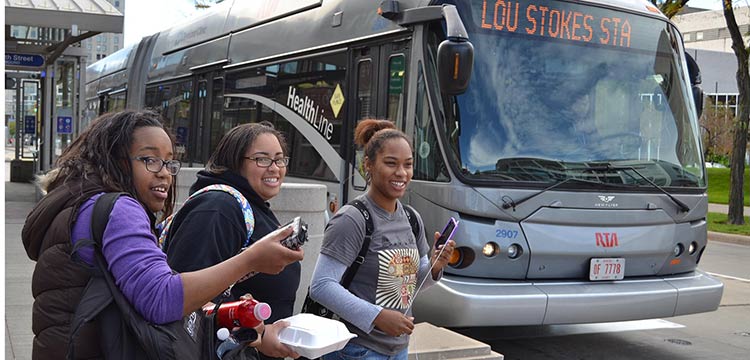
[722,0,749,225]
[701,104,736,159]
[649,0,690,18]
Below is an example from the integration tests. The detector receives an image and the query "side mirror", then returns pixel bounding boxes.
[692,86,704,119]
[437,40,474,95]
[437,5,474,95]
[685,51,704,118]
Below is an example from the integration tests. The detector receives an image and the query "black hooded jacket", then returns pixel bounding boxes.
[164,170,301,323]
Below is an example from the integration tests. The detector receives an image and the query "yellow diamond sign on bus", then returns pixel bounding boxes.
[330,84,345,118]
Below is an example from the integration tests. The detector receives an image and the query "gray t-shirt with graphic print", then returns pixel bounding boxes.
[319,194,431,355]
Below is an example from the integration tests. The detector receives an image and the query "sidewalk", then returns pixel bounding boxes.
[5,181,38,360]
[708,203,750,216]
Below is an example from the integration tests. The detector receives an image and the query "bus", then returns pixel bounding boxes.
[85,0,723,327]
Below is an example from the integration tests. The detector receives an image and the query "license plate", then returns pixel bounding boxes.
[589,258,625,281]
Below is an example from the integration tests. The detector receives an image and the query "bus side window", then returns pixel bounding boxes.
[224,53,344,182]
[386,54,406,127]
[413,62,449,182]
[357,60,374,119]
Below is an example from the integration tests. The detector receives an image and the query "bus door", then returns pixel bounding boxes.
[189,71,223,166]
[345,39,410,202]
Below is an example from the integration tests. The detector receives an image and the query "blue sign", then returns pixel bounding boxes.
[24,116,36,134]
[57,116,73,134]
[5,53,45,67]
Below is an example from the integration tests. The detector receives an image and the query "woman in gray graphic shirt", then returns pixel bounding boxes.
[310,119,456,360]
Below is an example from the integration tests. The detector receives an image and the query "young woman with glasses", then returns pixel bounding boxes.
[164,122,301,359]
[22,110,303,360]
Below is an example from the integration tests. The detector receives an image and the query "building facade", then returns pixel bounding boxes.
[81,0,125,60]
[672,6,750,53]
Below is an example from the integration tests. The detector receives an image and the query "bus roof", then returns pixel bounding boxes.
[86,0,667,85]
[85,43,136,84]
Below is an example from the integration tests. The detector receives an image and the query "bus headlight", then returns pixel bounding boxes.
[673,243,684,257]
[507,243,522,259]
[482,242,499,257]
[689,242,697,255]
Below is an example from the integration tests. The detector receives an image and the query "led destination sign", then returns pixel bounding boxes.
[476,0,652,49]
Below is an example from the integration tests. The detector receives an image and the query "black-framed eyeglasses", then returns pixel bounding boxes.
[244,156,290,168]
[132,156,182,175]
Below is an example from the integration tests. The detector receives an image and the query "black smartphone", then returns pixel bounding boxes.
[435,217,459,248]
[280,216,308,250]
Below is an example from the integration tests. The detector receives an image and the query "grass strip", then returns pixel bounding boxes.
[707,212,750,236]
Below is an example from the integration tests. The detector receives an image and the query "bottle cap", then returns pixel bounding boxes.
[217,327,231,341]
[254,302,272,321]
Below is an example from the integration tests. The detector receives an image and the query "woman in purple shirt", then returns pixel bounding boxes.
[22,110,304,360]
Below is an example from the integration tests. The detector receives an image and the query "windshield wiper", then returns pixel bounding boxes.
[501,177,616,210]
[585,164,691,213]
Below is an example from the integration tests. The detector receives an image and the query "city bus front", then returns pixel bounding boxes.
[410,0,723,326]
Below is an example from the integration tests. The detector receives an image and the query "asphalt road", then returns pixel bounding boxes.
[456,241,750,360]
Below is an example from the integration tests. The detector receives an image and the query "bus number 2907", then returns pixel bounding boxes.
[496,229,518,238]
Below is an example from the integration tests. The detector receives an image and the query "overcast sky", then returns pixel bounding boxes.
[688,0,722,10]
[123,0,199,46]
[122,0,725,46]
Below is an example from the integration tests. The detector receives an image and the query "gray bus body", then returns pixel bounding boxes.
[85,0,723,326]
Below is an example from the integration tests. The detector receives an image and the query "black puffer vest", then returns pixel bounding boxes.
[22,179,105,360]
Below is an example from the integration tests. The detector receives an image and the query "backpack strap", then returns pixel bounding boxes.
[158,184,255,250]
[68,192,126,359]
[340,199,372,289]
[402,204,420,241]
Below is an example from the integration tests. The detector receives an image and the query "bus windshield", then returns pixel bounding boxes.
[439,0,705,188]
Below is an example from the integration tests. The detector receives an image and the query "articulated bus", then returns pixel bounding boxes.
[85,0,723,327]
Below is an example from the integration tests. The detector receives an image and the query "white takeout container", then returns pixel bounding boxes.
[277,313,357,358]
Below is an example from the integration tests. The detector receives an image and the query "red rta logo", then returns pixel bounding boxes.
[595,232,619,247]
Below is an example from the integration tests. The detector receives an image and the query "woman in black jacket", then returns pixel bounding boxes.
[164,122,300,359]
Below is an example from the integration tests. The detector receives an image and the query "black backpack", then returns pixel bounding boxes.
[302,199,420,318]
[68,193,218,360]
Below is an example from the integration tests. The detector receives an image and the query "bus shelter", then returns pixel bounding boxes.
[5,0,123,181]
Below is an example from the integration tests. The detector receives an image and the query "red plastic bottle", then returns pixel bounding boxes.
[206,299,272,328]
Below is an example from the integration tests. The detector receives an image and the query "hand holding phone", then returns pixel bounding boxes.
[435,217,459,248]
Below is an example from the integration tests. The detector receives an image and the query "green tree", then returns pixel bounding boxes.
[723,0,749,225]
[649,0,690,18]
[701,104,735,160]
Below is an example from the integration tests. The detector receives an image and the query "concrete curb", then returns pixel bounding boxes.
[708,231,750,246]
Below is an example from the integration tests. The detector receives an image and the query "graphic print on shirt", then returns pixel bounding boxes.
[375,248,419,309]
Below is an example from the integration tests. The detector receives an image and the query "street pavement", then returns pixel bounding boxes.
[708,203,750,216]
[3,164,749,359]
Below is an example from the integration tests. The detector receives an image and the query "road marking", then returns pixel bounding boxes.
[707,272,750,283]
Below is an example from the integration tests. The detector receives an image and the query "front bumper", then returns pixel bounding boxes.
[412,270,724,327]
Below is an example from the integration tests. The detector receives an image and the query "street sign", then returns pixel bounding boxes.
[24,116,36,134]
[5,53,45,67]
[57,116,73,134]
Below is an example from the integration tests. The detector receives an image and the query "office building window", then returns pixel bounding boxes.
[696,31,704,40]
[684,33,691,42]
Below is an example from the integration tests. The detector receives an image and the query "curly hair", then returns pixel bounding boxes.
[354,119,412,163]
[205,122,287,175]
[44,110,176,219]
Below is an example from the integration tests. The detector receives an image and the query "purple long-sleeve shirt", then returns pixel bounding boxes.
[71,193,184,324]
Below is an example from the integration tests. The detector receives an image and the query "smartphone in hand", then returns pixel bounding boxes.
[435,217,459,248]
